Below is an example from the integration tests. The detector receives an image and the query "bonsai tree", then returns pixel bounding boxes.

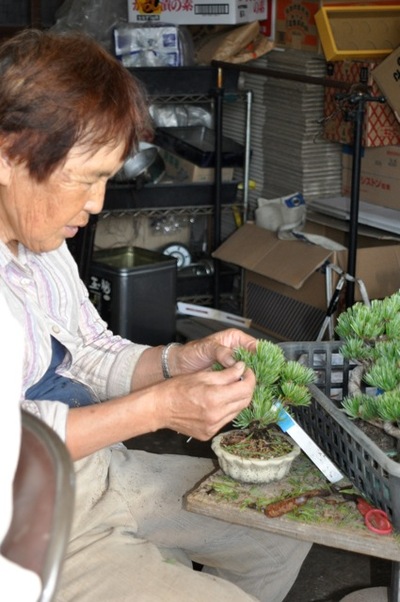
[214,339,316,457]
[335,291,400,440]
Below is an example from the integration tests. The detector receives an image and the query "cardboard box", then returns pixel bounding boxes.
[323,60,400,147]
[259,0,275,38]
[274,0,321,52]
[272,1,400,49]
[342,145,400,210]
[306,208,400,243]
[372,46,400,123]
[127,0,267,25]
[315,5,400,62]
[321,0,400,4]
[160,149,234,183]
[212,222,400,341]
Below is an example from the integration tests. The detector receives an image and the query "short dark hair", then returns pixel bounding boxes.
[0,29,152,181]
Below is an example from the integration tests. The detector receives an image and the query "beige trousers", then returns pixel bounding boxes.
[57,445,311,601]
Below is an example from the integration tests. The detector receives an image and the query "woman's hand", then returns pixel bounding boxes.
[153,359,256,441]
[169,328,258,376]
[68,330,259,458]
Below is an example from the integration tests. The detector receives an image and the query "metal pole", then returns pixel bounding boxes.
[211,60,352,92]
[243,90,253,223]
[213,68,224,308]
[345,94,365,307]
[340,86,385,308]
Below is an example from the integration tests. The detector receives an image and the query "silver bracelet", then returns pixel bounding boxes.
[161,342,182,379]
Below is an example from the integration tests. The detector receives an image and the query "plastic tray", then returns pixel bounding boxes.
[279,340,400,531]
[154,126,245,168]
[315,5,400,61]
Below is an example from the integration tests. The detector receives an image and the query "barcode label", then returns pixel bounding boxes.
[194,4,230,16]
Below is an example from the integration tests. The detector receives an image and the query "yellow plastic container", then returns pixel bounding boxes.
[315,5,400,61]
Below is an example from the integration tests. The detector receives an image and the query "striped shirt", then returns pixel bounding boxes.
[0,240,149,442]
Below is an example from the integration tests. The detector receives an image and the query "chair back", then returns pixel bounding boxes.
[1,410,75,602]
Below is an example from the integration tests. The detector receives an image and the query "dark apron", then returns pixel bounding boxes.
[26,337,97,407]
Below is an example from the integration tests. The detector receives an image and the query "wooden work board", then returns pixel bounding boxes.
[184,455,400,562]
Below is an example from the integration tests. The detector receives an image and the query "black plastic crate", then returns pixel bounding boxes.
[154,126,245,168]
[279,341,400,531]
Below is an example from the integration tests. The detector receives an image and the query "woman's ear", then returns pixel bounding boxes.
[0,150,12,186]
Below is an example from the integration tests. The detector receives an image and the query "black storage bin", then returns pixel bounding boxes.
[89,247,177,346]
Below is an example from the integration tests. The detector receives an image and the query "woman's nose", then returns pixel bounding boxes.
[85,181,107,214]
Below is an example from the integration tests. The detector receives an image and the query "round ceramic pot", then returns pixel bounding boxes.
[211,430,301,484]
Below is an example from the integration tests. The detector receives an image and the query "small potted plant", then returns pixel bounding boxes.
[335,291,400,443]
[211,339,316,483]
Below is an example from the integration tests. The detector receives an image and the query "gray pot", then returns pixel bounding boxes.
[212,430,301,484]
[116,142,165,183]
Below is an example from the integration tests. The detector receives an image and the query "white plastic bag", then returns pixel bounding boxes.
[255,192,306,233]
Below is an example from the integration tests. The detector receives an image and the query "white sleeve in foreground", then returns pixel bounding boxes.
[0,293,42,600]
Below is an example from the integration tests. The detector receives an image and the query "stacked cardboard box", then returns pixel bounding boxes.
[127,0,267,25]
[212,220,400,341]
[221,49,343,215]
[274,0,321,53]
[342,145,400,211]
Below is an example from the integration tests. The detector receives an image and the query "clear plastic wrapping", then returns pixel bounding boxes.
[114,23,194,67]
[52,0,127,51]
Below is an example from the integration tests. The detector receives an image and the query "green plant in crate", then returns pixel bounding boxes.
[336,291,400,439]
[214,339,316,459]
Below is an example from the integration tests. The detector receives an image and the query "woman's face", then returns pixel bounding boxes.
[0,142,125,254]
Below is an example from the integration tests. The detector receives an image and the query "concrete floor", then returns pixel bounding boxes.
[125,429,392,602]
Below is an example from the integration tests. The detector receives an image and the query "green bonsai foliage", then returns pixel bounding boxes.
[215,339,316,435]
[335,291,400,439]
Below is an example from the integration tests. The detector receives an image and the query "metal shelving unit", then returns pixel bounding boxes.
[89,66,253,310]
[100,204,237,221]
[133,66,252,307]
[104,180,240,213]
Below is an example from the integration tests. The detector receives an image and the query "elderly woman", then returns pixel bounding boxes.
[0,29,311,601]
